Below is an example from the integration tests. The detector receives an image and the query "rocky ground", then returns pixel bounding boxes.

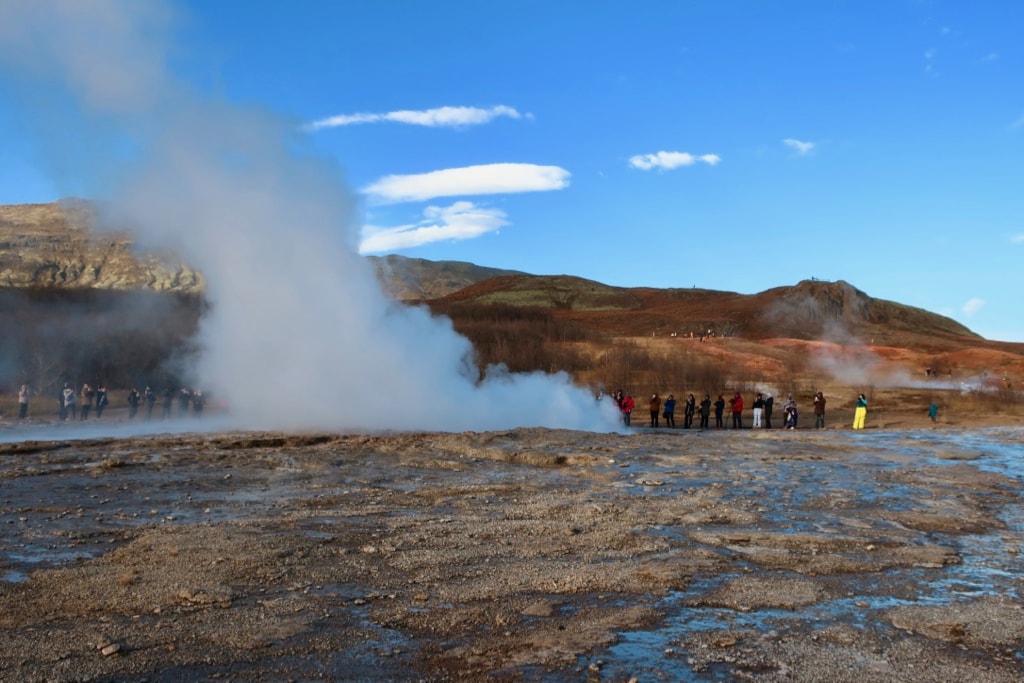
[1,423,1022,682]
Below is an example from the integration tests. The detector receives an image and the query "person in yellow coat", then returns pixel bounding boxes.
[852,393,868,429]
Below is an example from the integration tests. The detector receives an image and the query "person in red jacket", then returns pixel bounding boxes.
[728,391,744,429]
[620,394,635,427]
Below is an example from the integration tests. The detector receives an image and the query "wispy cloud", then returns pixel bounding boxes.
[628,151,721,171]
[359,202,508,253]
[1011,233,1024,244]
[1011,113,1024,130]
[782,138,815,155]
[307,105,525,131]
[362,163,570,204]
[962,298,985,316]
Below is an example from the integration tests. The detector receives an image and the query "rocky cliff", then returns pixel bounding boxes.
[0,201,203,292]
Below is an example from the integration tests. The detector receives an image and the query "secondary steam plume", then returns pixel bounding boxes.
[0,0,618,432]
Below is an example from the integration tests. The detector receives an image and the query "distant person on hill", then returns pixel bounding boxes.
[764,393,774,429]
[95,385,108,418]
[729,391,744,429]
[699,394,712,429]
[18,384,31,420]
[649,393,661,428]
[80,383,95,421]
[852,393,868,430]
[813,391,826,429]
[127,388,141,419]
[663,394,676,428]
[928,400,938,423]
[714,395,725,428]
[62,383,76,421]
[620,393,635,427]
[144,387,156,419]
[752,392,765,428]
[784,394,798,430]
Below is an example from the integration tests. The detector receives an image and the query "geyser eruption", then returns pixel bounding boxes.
[0,0,619,432]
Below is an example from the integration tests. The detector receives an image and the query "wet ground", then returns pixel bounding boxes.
[1,425,1022,681]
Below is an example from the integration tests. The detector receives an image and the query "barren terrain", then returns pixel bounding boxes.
[1,415,1022,681]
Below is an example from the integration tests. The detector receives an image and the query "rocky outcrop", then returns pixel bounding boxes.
[0,201,203,292]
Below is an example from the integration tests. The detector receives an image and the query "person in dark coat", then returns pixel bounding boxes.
[699,394,712,430]
[663,394,676,428]
[683,394,696,429]
[764,394,775,429]
[713,395,725,429]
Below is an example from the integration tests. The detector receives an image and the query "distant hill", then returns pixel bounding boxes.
[0,200,1006,352]
[367,254,524,301]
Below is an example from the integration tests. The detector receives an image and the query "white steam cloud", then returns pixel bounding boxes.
[0,0,617,433]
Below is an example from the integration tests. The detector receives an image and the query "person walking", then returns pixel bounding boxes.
[663,394,676,428]
[752,393,765,428]
[699,394,711,430]
[813,391,826,429]
[649,393,662,428]
[764,393,774,429]
[729,391,744,429]
[714,395,725,429]
[684,394,696,429]
[18,384,31,420]
[853,393,868,429]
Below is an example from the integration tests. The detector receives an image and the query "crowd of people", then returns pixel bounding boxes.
[14,382,208,422]
[608,389,872,431]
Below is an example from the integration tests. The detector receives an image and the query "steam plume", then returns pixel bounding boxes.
[0,0,618,432]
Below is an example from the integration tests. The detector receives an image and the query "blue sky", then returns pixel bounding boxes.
[2,1,1022,341]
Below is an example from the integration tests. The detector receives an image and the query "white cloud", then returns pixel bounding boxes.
[307,105,524,130]
[628,151,721,171]
[362,163,570,204]
[962,298,985,316]
[1011,233,1024,244]
[359,201,508,253]
[782,138,815,155]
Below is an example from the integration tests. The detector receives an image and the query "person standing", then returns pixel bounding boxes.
[714,395,725,429]
[684,394,696,429]
[928,400,938,423]
[813,392,826,428]
[18,384,31,420]
[80,384,95,421]
[729,391,744,429]
[144,387,156,420]
[853,393,868,429]
[752,393,765,428]
[62,383,76,421]
[620,393,635,427]
[699,394,712,430]
[127,388,141,419]
[764,394,774,429]
[784,394,798,430]
[95,385,108,418]
[649,393,662,428]
[162,387,174,419]
[663,394,676,428]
